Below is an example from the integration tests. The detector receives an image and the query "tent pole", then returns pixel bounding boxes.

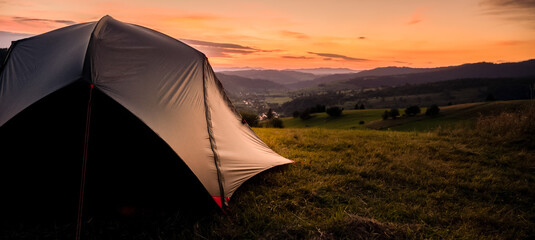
[76,83,94,240]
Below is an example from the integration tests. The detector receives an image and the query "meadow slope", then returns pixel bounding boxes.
[201,122,533,239]
[4,102,533,239]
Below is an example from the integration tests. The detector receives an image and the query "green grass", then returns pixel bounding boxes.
[282,109,386,129]
[281,100,533,133]
[265,96,292,104]
[381,100,533,132]
[203,123,534,239]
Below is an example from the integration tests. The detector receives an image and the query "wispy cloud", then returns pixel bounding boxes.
[407,19,422,25]
[13,17,77,25]
[480,0,535,27]
[307,52,368,61]
[279,30,309,39]
[481,0,535,10]
[282,55,314,59]
[181,38,277,58]
[407,8,425,25]
[180,39,255,51]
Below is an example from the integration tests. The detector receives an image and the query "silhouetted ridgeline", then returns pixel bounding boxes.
[341,60,535,89]
[219,69,316,85]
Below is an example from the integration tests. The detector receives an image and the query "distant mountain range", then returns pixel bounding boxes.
[283,68,359,75]
[216,73,287,93]
[341,60,535,89]
[218,69,317,85]
[216,59,535,93]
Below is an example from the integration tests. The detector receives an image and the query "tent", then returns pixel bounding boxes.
[0,15,292,217]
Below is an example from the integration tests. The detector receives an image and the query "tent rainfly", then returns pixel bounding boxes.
[0,15,292,210]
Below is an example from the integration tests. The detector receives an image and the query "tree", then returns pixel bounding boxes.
[405,105,421,116]
[240,112,259,127]
[360,104,365,109]
[266,108,274,119]
[309,104,325,113]
[326,107,343,117]
[382,110,389,120]
[425,104,440,116]
[389,108,400,119]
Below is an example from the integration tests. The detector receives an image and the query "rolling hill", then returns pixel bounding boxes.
[279,100,533,132]
[215,73,287,94]
[218,69,316,85]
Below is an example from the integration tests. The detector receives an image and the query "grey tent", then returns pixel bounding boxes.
[0,15,292,210]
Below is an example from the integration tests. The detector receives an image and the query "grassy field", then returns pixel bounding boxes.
[208,100,534,239]
[265,96,293,104]
[5,101,534,239]
[202,119,533,239]
[282,109,386,129]
[369,100,533,132]
[280,100,533,133]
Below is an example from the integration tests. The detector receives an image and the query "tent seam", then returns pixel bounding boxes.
[202,58,226,208]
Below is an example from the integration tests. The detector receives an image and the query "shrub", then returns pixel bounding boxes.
[426,104,440,116]
[359,121,365,125]
[326,107,343,117]
[354,104,365,110]
[300,110,312,120]
[486,94,496,101]
[240,112,259,127]
[405,105,421,116]
[389,108,400,119]
[292,111,300,118]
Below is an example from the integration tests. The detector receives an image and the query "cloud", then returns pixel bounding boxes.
[279,30,309,39]
[407,19,422,25]
[181,38,277,58]
[394,60,412,65]
[0,31,34,48]
[481,0,535,9]
[480,0,535,27]
[307,52,368,61]
[180,39,255,51]
[282,55,314,59]
[407,9,424,25]
[13,17,77,26]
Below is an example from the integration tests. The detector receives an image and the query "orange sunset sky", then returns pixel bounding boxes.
[1,0,534,70]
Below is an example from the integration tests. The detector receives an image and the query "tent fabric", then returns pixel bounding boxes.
[0,15,292,207]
